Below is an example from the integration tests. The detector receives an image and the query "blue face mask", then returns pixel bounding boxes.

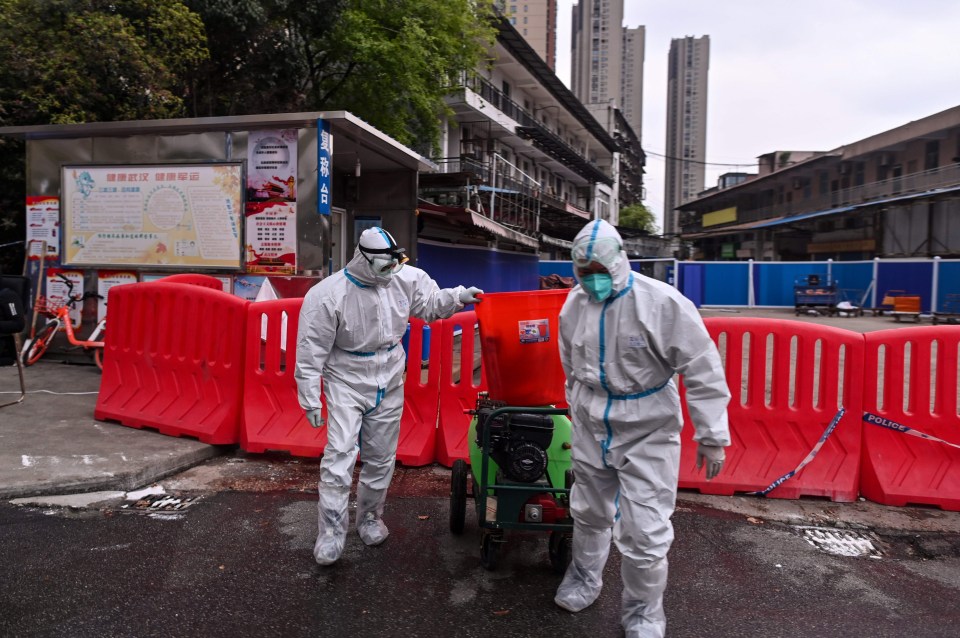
[581,273,613,302]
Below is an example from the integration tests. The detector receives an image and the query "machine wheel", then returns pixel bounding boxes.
[24,324,56,366]
[449,459,468,535]
[480,531,503,571]
[549,531,572,574]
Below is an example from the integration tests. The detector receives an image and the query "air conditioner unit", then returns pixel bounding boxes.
[879,153,892,166]
[792,177,804,189]
[838,163,849,175]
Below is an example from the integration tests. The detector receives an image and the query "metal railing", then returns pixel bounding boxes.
[452,77,599,170]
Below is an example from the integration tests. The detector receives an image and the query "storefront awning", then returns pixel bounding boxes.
[753,184,960,229]
[467,211,539,248]
[417,200,539,249]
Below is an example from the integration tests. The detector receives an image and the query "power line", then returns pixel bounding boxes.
[644,149,756,168]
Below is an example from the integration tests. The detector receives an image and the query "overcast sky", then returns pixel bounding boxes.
[554,0,960,230]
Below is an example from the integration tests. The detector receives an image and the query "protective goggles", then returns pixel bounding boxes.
[571,236,622,271]
[360,244,409,274]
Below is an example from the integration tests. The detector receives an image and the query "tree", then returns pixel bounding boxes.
[186,0,497,153]
[319,0,497,153]
[619,203,659,234]
[0,0,209,126]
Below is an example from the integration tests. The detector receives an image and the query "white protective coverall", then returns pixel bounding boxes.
[295,227,479,565]
[555,220,730,637]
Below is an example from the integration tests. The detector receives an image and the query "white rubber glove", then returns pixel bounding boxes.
[696,443,726,480]
[459,286,483,304]
[305,409,325,429]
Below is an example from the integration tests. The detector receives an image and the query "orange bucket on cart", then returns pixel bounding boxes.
[475,289,570,406]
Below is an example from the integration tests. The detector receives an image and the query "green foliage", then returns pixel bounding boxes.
[320,0,497,152]
[0,0,209,125]
[619,202,659,234]
[187,0,497,152]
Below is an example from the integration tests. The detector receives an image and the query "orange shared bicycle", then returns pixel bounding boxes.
[21,273,106,370]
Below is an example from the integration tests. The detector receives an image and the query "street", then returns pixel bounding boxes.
[3,456,960,638]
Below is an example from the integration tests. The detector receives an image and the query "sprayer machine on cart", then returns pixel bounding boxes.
[449,290,575,572]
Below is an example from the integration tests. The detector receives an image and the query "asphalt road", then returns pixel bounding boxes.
[3,485,960,638]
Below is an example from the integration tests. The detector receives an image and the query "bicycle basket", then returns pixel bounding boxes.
[34,295,66,315]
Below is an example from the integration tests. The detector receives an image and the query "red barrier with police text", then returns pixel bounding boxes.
[860,326,960,510]
[241,298,329,456]
[396,318,443,466]
[95,282,247,444]
[679,318,864,501]
[435,311,487,467]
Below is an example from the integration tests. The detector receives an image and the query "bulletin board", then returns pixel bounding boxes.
[61,163,244,269]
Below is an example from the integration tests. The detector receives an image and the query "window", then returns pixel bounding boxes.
[925,140,940,171]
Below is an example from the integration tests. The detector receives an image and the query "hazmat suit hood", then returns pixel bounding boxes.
[571,219,631,297]
[346,227,408,288]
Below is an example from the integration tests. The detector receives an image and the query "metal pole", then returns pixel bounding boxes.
[489,154,496,220]
[931,256,940,314]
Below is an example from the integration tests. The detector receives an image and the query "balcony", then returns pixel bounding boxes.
[447,77,613,186]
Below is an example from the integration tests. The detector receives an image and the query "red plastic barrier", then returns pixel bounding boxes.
[160,273,226,291]
[860,326,960,510]
[241,298,329,457]
[679,318,864,502]
[475,290,569,406]
[435,311,487,466]
[95,282,248,444]
[396,318,443,466]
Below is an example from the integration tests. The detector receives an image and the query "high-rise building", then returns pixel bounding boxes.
[663,35,709,236]
[621,26,645,141]
[505,0,557,70]
[571,0,624,110]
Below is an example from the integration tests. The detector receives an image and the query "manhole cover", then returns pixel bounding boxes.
[796,526,884,557]
[121,493,202,513]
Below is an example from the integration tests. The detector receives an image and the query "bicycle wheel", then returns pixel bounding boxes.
[25,323,57,366]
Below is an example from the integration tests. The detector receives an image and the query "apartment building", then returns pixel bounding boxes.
[621,26,645,141]
[663,35,710,237]
[504,0,557,71]
[571,0,624,112]
[678,105,960,261]
[418,12,619,257]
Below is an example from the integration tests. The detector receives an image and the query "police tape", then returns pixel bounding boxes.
[862,412,960,450]
[751,407,846,497]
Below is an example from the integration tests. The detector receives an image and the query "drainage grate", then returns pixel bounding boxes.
[796,526,884,558]
[122,493,201,512]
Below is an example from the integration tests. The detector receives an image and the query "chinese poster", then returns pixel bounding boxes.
[61,164,243,268]
[246,129,298,274]
[26,196,60,260]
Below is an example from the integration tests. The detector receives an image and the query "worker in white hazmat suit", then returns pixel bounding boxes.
[295,227,482,565]
[554,219,730,637]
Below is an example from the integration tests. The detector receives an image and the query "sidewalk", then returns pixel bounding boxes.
[0,360,220,500]
[2,310,958,535]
